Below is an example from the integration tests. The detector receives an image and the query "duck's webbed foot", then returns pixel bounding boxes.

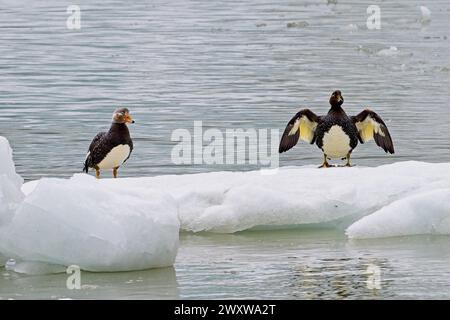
[319,162,334,168]
[319,155,334,168]
[338,152,353,167]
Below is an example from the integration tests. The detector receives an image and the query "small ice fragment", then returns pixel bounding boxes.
[419,6,431,23]
[5,259,15,271]
[343,24,358,31]
[377,46,398,56]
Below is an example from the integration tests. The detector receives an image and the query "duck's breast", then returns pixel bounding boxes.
[321,125,352,158]
[97,144,131,169]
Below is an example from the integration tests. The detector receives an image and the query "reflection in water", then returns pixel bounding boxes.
[289,257,392,299]
[174,231,450,299]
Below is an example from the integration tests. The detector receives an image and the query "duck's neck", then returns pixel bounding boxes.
[328,104,345,115]
[109,122,130,136]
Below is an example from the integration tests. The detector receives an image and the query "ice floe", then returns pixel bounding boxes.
[80,161,450,234]
[419,6,431,24]
[377,46,399,57]
[0,137,179,272]
[1,175,180,272]
[346,189,450,239]
[0,137,24,226]
[1,135,450,273]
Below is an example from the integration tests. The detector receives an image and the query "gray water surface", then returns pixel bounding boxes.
[1,231,450,299]
[1,0,449,180]
[0,0,450,299]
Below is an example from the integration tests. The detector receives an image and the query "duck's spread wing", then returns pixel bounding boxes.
[279,109,320,153]
[352,109,394,154]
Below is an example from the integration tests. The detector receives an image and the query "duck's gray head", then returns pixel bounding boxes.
[112,107,134,124]
[329,90,344,106]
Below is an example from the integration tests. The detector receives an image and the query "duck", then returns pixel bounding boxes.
[83,108,134,178]
[279,90,394,167]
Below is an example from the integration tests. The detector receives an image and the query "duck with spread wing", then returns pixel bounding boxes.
[279,90,394,167]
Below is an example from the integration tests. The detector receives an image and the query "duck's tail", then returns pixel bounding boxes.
[83,152,91,173]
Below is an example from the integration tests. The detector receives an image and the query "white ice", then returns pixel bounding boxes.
[51,161,450,235]
[419,6,431,24]
[0,137,24,227]
[2,135,450,273]
[377,46,399,57]
[346,189,450,239]
[0,137,179,272]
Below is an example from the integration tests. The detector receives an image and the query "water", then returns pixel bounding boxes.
[1,0,450,299]
[1,231,450,299]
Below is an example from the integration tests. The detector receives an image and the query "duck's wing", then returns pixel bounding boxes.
[352,109,394,154]
[88,132,106,153]
[84,132,107,172]
[123,139,134,164]
[279,109,321,153]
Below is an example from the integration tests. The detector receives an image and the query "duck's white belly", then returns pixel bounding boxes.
[97,144,130,169]
[322,125,351,158]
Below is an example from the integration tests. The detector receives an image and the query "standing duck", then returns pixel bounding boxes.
[279,90,394,167]
[83,108,134,178]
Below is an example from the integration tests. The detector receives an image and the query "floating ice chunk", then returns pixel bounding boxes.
[33,161,449,234]
[346,189,450,239]
[0,137,22,186]
[0,137,24,226]
[0,175,24,226]
[0,174,179,272]
[377,46,399,57]
[419,6,431,24]
[342,24,358,32]
[174,163,450,233]
[21,180,38,196]
[5,258,16,271]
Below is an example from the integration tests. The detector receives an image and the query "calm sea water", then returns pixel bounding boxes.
[1,231,450,299]
[0,0,450,299]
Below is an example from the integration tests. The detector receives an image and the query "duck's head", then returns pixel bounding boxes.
[329,90,344,107]
[112,107,135,124]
